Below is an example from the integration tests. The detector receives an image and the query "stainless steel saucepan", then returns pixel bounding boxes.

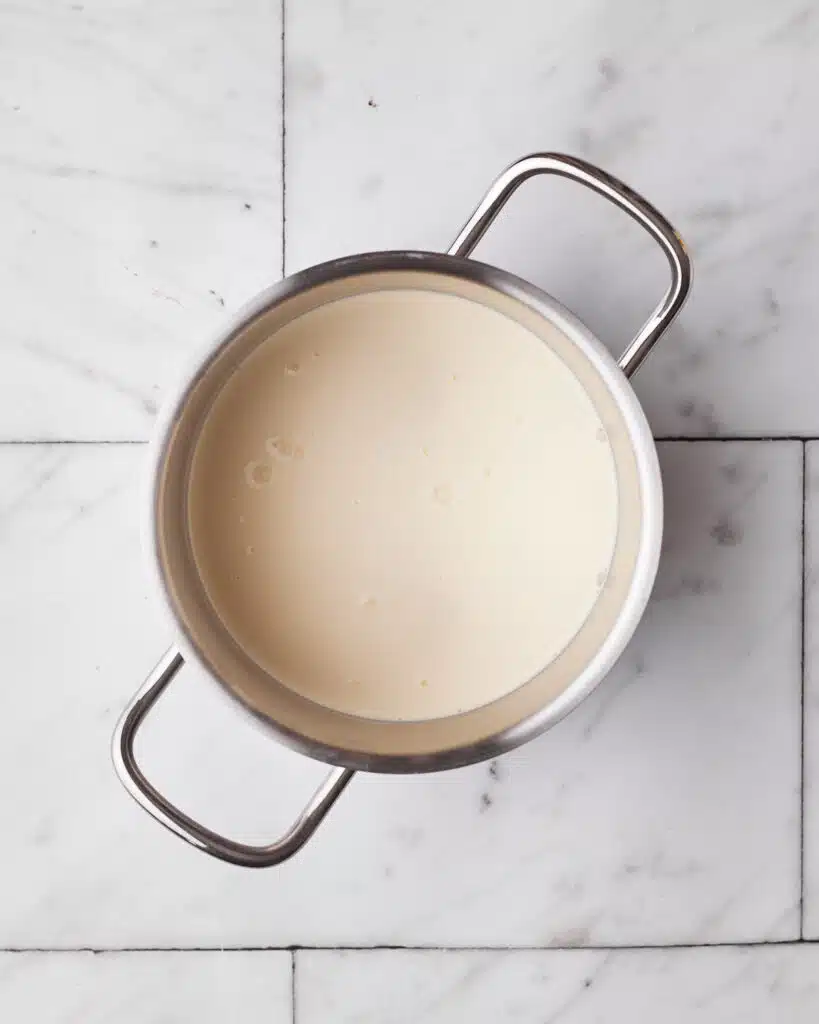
[112,153,691,867]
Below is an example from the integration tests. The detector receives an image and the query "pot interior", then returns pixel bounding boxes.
[153,258,658,771]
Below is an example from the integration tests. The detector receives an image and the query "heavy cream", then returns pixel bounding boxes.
[187,288,618,721]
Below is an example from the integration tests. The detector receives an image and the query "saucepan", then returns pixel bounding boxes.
[112,153,691,867]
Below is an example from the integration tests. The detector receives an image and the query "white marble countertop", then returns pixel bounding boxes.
[2,0,819,1020]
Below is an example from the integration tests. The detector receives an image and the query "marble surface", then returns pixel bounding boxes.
[1,0,818,1020]
[285,0,819,440]
[0,0,282,441]
[0,952,291,1022]
[0,442,802,950]
[297,948,819,1023]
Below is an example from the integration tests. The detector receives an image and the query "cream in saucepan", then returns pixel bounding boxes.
[187,288,618,721]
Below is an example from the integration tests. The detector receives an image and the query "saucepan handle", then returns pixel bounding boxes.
[448,152,692,378]
[112,648,355,867]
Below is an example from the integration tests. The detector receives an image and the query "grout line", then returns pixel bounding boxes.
[801,442,808,938]
[653,435,819,443]
[291,950,297,1024]
[280,0,287,279]
[0,439,148,446]
[0,939,814,954]
[0,437,815,448]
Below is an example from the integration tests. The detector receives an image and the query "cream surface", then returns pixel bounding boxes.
[187,288,618,720]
